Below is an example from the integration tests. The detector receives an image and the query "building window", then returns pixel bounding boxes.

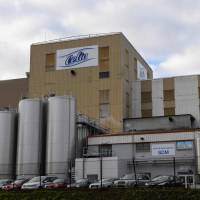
[100,103,110,118]
[164,90,174,101]
[164,107,175,116]
[99,90,110,119]
[99,47,109,71]
[141,109,152,118]
[126,92,130,118]
[99,71,110,79]
[99,144,112,157]
[46,53,55,71]
[136,143,150,152]
[125,49,129,67]
[141,91,152,103]
[176,141,193,150]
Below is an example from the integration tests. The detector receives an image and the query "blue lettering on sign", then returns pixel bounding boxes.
[60,48,95,67]
[158,150,169,155]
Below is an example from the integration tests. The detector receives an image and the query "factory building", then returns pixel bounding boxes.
[75,116,198,185]
[0,78,28,109]
[1,32,200,186]
[132,75,200,124]
[28,32,153,132]
[75,74,200,185]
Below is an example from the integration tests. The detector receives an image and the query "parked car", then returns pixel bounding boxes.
[114,174,150,188]
[67,179,91,188]
[45,178,67,189]
[21,176,57,190]
[145,175,184,188]
[0,179,13,189]
[89,178,117,189]
[2,178,29,191]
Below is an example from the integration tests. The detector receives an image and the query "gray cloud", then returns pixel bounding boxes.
[0,0,200,79]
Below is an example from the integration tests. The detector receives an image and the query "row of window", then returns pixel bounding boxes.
[136,141,193,153]
[96,141,193,157]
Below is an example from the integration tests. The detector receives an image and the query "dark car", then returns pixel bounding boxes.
[145,175,184,187]
[45,179,67,189]
[2,178,29,191]
[0,179,13,189]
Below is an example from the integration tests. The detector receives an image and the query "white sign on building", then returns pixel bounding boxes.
[137,61,147,80]
[152,143,175,156]
[56,45,98,70]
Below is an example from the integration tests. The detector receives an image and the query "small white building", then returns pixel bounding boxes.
[75,124,200,183]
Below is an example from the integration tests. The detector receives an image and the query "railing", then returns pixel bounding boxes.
[32,32,121,45]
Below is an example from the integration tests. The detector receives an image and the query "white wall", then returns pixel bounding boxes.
[174,75,199,126]
[75,157,119,180]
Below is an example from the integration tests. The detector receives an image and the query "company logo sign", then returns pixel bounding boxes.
[152,143,175,156]
[56,45,98,70]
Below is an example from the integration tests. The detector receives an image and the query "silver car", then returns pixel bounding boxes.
[114,174,150,188]
[68,178,91,188]
[21,176,57,190]
[89,178,117,189]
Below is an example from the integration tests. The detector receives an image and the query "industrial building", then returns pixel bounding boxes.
[75,74,200,185]
[132,75,200,123]
[28,32,152,132]
[75,116,197,184]
[0,32,200,186]
[0,78,28,108]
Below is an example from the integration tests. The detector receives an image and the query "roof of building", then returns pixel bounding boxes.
[32,32,122,45]
[88,128,200,138]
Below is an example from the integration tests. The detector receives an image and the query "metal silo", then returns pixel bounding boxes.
[46,96,76,178]
[0,109,17,178]
[16,99,44,178]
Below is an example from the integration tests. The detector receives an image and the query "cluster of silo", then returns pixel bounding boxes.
[16,96,76,179]
[0,95,76,179]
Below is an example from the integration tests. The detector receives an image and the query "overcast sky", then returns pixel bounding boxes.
[0,0,200,80]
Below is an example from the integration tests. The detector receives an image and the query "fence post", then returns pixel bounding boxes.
[173,157,176,183]
[100,145,103,189]
[133,157,137,185]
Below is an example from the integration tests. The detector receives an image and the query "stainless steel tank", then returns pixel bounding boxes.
[46,96,76,178]
[16,99,44,178]
[0,110,17,178]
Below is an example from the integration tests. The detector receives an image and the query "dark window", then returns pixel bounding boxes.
[99,71,110,79]
[136,143,150,152]
[164,107,175,116]
[46,53,55,71]
[99,144,112,157]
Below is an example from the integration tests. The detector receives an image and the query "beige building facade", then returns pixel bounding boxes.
[0,78,28,109]
[132,75,200,127]
[29,33,152,132]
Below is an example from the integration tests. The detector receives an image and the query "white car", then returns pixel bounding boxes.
[89,178,117,189]
[114,174,150,188]
[21,176,57,190]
